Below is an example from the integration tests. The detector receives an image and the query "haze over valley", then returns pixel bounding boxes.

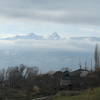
[0,32,98,72]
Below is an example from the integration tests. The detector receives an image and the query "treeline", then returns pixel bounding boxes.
[80,44,100,88]
[0,64,63,100]
[0,64,39,89]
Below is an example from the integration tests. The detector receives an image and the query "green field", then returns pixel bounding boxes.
[52,88,100,100]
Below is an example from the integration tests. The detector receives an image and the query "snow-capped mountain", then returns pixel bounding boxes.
[0,32,100,42]
[2,33,44,40]
[0,32,63,40]
[48,32,61,40]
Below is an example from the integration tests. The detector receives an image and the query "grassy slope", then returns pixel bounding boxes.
[52,88,100,100]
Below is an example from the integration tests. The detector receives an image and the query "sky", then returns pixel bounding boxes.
[0,0,99,71]
[0,0,100,36]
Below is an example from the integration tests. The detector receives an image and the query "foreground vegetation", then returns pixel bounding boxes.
[52,87,100,100]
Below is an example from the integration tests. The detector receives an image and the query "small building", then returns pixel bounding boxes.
[70,68,89,89]
[60,70,72,90]
[71,68,89,78]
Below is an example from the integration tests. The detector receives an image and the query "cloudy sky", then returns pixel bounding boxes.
[0,0,99,71]
[0,0,99,36]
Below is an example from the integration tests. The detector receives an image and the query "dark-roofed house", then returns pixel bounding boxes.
[60,70,72,90]
[70,68,89,89]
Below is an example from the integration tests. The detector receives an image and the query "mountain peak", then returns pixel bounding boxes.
[48,32,61,40]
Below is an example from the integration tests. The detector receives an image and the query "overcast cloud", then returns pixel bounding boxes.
[0,0,99,25]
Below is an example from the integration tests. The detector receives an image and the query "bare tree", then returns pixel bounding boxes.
[94,44,100,70]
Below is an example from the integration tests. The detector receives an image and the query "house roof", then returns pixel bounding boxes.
[70,68,88,77]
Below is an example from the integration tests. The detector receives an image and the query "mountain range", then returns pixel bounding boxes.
[1,32,63,40]
[0,32,100,41]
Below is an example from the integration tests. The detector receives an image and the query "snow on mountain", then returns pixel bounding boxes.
[2,33,44,40]
[0,32,100,42]
[0,32,63,40]
[47,32,61,40]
